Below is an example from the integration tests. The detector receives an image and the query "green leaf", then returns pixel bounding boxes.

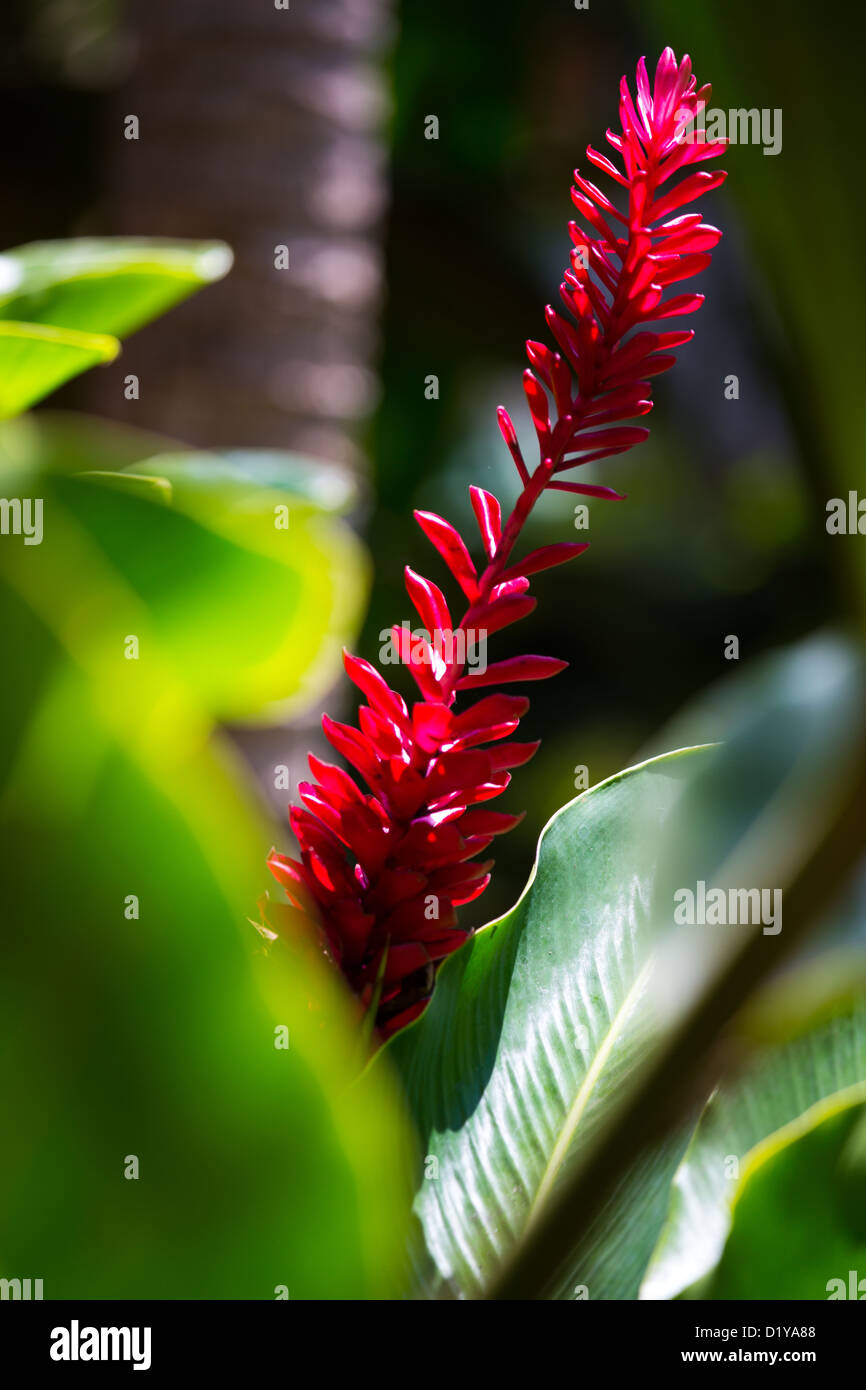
[140,448,361,514]
[0,415,362,510]
[0,321,118,419]
[0,473,413,1299]
[388,633,866,1301]
[0,409,191,487]
[703,1089,866,1300]
[70,465,366,723]
[386,746,713,1300]
[639,634,866,1300]
[643,1002,866,1299]
[0,430,369,722]
[0,238,232,339]
[77,470,174,504]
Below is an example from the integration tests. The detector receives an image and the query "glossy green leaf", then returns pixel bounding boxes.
[0,409,181,484]
[138,448,361,514]
[533,632,866,1305]
[639,632,866,1300]
[0,238,232,339]
[388,634,866,1301]
[76,470,174,504]
[0,433,369,723]
[0,474,413,1299]
[643,1002,866,1299]
[704,1089,866,1300]
[386,746,712,1300]
[0,320,118,419]
[75,464,367,723]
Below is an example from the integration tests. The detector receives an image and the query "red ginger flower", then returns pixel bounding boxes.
[266,49,727,1038]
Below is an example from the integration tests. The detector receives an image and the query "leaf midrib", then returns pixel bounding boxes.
[526,956,654,1225]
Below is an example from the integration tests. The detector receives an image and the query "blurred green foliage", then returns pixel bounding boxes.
[0,319,117,418]
[706,1092,866,1300]
[0,240,413,1297]
[648,1006,866,1300]
[3,438,368,723]
[0,239,234,339]
[0,238,233,418]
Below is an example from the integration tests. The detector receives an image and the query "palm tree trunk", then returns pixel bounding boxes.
[86,0,392,468]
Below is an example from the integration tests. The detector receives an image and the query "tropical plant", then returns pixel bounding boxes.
[4,42,866,1306]
[261,48,866,1302]
[266,48,728,1037]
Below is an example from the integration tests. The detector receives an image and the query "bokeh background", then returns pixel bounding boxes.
[1,0,864,1298]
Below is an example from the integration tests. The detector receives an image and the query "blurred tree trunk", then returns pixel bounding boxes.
[81,0,393,807]
[85,0,391,468]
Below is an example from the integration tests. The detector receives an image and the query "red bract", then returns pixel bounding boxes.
[266,49,727,1038]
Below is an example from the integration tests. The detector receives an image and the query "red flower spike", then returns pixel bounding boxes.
[267,49,726,1039]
